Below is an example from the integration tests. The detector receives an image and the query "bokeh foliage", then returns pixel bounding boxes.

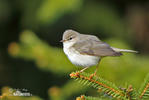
[6,30,149,100]
[0,0,149,100]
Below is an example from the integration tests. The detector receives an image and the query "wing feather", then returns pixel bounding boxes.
[73,35,122,57]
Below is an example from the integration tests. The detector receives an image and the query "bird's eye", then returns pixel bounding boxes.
[69,37,72,40]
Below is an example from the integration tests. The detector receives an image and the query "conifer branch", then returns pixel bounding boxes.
[70,72,126,100]
[125,85,137,100]
[140,83,149,99]
[76,95,104,100]
[139,73,149,99]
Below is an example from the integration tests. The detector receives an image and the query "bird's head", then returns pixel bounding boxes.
[60,29,79,43]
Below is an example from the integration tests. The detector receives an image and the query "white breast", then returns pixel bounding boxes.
[63,42,100,67]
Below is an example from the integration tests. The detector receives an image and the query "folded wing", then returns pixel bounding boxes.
[73,35,122,57]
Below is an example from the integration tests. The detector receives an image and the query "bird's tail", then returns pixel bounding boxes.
[111,47,138,53]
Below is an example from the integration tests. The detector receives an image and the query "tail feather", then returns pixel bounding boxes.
[111,47,138,53]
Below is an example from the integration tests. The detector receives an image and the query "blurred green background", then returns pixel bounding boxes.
[0,0,149,100]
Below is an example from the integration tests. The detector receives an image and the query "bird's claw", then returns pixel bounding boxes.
[76,72,80,77]
[89,73,97,80]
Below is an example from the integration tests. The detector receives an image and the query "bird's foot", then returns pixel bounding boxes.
[89,73,97,80]
[70,71,80,78]
[75,72,80,77]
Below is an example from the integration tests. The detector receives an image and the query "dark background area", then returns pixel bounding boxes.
[0,0,149,100]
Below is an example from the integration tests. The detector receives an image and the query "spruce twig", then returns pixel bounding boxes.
[125,85,137,100]
[139,73,149,99]
[70,72,149,100]
[70,72,126,100]
[76,95,104,100]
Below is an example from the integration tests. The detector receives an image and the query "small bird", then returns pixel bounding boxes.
[60,29,137,77]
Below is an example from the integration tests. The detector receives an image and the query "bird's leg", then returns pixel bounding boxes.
[89,60,101,79]
[76,67,89,76]
[80,67,89,72]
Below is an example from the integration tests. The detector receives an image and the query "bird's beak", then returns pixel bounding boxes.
[60,39,66,42]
